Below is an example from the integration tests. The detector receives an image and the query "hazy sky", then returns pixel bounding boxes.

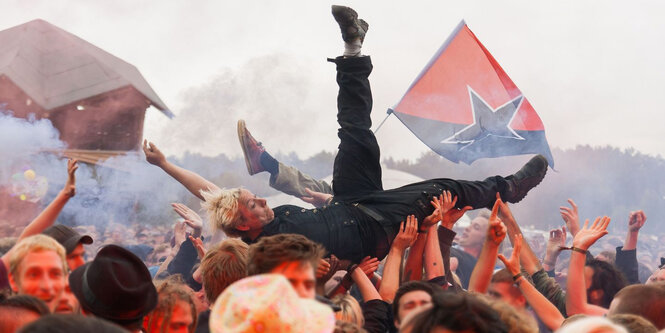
[3,0,664,161]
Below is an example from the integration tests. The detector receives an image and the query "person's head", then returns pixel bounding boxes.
[331,294,364,327]
[488,269,526,309]
[201,188,274,237]
[149,244,171,267]
[459,210,490,251]
[247,234,325,298]
[200,238,249,304]
[646,267,665,284]
[69,244,158,330]
[42,225,93,271]
[585,259,628,308]
[334,319,368,333]
[399,291,508,333]
[476,293,537,333]
[144,277,197,333]
[557,316,628,333]
[209,274,335,333]
[596,250,617,265]
[392,280,437,327]
[9,234,68,312]
[608,282,665,329]
[18,314,128,333]
[608,314,658,333]
[0,294,50,332]
[53,279,80,314]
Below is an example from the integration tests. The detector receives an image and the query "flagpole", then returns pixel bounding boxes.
[372,108,394,134]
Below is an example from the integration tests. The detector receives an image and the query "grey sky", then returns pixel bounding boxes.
[3,0,664,161]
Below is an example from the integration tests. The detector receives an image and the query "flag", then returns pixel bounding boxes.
[390,21,554,167]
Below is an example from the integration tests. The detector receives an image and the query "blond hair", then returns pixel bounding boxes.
[200,187,244,237]
[9,234,67,277]
[332,294,364,327]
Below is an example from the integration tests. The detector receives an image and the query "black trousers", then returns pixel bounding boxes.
[329,56,510,259]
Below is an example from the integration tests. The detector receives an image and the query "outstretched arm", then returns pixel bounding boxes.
[379,216,417,302]
[469,199,506,293]
[143,140,219,200]
[615,210,644,284]
[542,226,567,272]
[498,235,565,331]
[3,159,79,268]
[18,159,78,240]
[496,193,541,275]
[566,216,611,316]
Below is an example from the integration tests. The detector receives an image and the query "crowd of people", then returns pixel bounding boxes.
[1,5,664,333]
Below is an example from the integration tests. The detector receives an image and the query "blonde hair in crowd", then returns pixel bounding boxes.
[200,187,244,237]
[9,234,67,277]
[332,294,365,327]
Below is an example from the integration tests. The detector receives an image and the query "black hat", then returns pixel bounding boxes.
[42,225,93,254]
[69,245,157,322]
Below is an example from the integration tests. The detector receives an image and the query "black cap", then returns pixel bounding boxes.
[42,225,93,254]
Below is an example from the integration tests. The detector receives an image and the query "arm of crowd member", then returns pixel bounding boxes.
[498,235,565,331]
[378,216,418,302]
[2,159,78,269]
[615,211,645,285]
[325,256,378,298]
[560,199,581,238]
[299,188,334,208]
[402,231,426,282]
[468,199,506,293]
[143,140,220,200]
[18,159,78,240]
[425,192,471,285]
[495,194,541,275]
[566,216,611,316]
[155,221,187,278]
[542,226,567,274]
[351,266,392,333]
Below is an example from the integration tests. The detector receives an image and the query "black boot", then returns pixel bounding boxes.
[502,155,548,203]
[331,5,369,43]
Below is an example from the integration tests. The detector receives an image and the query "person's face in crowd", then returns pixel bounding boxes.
[54,280,80,314]
[145,300,194,333]
[66,243,86,271]
[584,266,604,305]
[459,216,488,249]
[395,290,432,327]
[237,189,275,232]
[269,260,316,299]
[488,282,526,309]
[646,268,665,284]
[9,249,66,312]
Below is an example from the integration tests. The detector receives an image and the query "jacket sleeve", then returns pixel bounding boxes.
[530,268,567,317]
[615,246,639,284]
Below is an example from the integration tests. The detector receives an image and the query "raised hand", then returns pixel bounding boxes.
[357,256,380,278]
[300,188,333,207]
[572,216,610,251]
[188,235,206,260]
[486,199,507,246]
[427,190,472,230]
[172,203,203,237]
[143,139,167,167]
[173,220,187,248]
[63,158,78,197]
[392,215,419,251]
[628,210,646,232]
[498,234,523,276]
[546,226,567,257]
[560,199,581,237]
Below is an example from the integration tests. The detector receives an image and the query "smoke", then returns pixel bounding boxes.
[154,53,340,158]
[0,107,189,237]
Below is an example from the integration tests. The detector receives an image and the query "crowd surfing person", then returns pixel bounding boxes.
[1,5,665,333]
